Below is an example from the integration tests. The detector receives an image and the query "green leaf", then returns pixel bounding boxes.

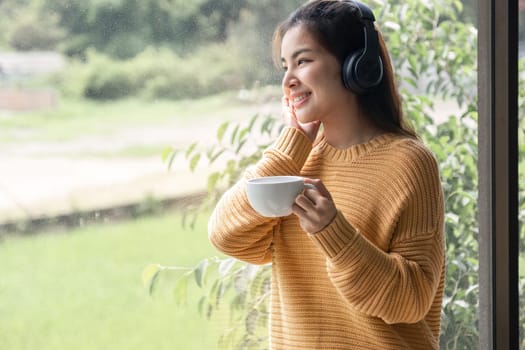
[173,274,189,305]
[185,142,198,159]
[194,259,210,288]
[249,269,267,298]
[166,151,178,171]
[230,124,240,145]
[235,139,247,155]
[225,159,236,175]
[197,295,207,316]
[260,117,273,134]
[237,127,249,143]
[245,309,259,334]
[142,264,163,296]
[161,147,175,163]
[217,121,229,142]
[209,149,225,163]
[189,153,201,172]
[207,172,221,192]
[247,114,259,132]
[519,256,525,278]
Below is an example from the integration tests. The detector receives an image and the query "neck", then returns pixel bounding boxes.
[322,105,383,149]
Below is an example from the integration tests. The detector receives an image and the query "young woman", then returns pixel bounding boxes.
[208,1,445,349]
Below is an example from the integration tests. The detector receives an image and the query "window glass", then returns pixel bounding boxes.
[0,0,482,349]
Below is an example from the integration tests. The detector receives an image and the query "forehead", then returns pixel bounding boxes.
[280,25,321,58]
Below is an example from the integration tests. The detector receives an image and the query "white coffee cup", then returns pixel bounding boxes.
[246,176,316,217]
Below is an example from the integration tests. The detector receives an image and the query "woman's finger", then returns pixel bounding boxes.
[294,193,315,211]
[303,178,333,201]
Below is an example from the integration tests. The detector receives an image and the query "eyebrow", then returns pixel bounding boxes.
[281,48,314,63]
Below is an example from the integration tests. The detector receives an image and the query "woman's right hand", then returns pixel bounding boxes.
[281,96,321,142]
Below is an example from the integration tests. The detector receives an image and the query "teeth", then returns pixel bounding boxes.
[293,93,309,103]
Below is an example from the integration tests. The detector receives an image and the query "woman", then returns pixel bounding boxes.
[208,1,445,349]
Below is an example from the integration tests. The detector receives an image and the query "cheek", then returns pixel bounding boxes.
[324,70,347,96]
[313,66,341,88]
[328,68,343,88]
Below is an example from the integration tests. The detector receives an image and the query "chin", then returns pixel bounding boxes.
[297,114,319,124]
[297,104,323,122]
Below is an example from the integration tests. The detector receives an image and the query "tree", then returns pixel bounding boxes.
[7,10,65,51]
[0,0,65,51]
[226,0,304,85]
[40,0,251,59]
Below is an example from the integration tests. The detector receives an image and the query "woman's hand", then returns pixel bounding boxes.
[282,96,321,142]
[292,178,337,234]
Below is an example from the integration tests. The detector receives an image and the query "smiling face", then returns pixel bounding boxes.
[280,24,351,124]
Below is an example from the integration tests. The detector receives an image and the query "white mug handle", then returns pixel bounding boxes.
[304,183,317,191]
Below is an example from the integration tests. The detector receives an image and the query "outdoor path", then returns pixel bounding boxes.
[0,155,204,221]
[0,100,282,224]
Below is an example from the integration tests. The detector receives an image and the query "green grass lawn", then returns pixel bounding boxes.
[0,212,225,350]
[0,88,279,348]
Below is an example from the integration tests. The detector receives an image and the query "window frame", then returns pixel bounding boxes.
[478,0,520,348]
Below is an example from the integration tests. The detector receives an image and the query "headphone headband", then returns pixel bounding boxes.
[348,0,376,22]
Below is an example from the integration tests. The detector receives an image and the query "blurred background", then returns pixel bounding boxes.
[0,0,305,223]
[0,1,306,349]
[0,0,523,349]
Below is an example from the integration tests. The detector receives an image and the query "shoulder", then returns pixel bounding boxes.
[375,135,441,188]
[381,135,438,169]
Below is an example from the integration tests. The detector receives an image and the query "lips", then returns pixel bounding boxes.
[291,92,311,108]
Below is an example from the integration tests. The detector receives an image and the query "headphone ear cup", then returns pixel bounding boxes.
[342,50,383,94]
[342,49,365,93]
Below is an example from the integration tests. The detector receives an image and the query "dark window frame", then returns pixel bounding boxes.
[478,0,520,348]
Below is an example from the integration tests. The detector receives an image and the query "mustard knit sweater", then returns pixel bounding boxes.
[208,127,445,350]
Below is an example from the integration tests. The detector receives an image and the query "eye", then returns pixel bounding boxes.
[297,58,311,66]
[282,65,288,72]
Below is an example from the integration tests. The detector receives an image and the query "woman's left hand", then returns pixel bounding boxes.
[282,96,321,142]
[292,178,337,234]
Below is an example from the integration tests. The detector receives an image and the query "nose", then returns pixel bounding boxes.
[282,69,298,91]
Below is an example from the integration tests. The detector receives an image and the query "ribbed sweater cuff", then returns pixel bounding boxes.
[309,211,358,259]
[273,127,313,168]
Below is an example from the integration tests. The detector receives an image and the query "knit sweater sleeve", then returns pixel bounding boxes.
[308,142,445,324]
[208,127,313,265]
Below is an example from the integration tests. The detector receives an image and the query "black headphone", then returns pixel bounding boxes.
[341,0,384,94]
